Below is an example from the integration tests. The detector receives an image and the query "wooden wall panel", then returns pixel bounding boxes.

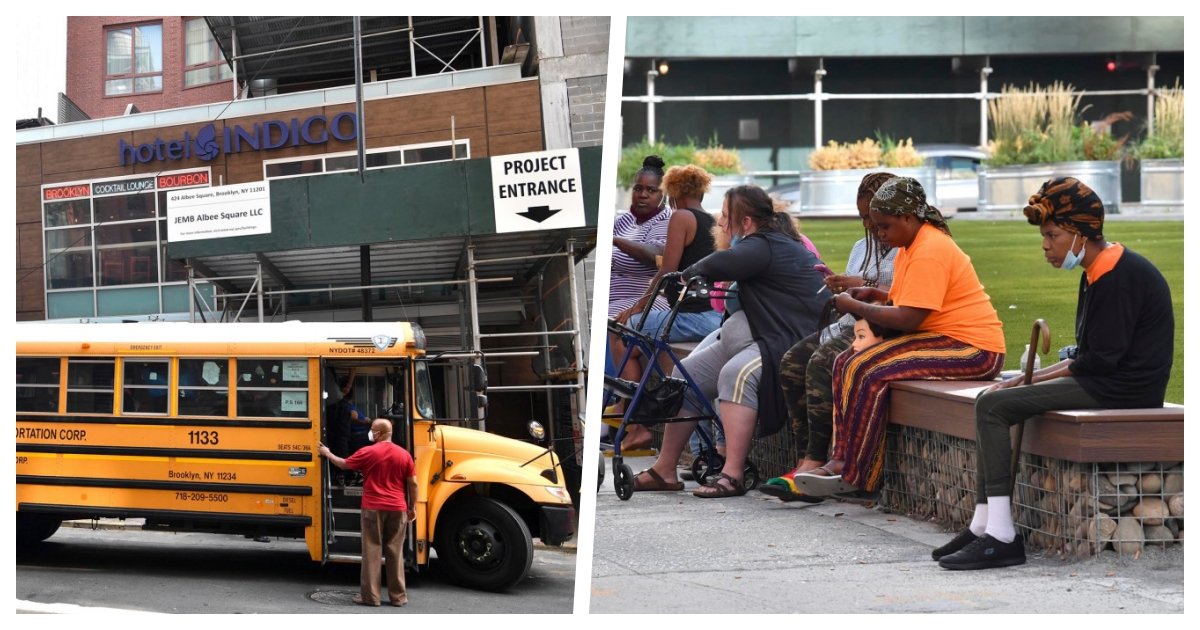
[16,186,41,226]
[17,223,43,270]
[17,273,45,315]
[365,88,487,138]
[16,144,41,187]
[484,81,542,137]
[488,131,544,156]
[40,133,133,175]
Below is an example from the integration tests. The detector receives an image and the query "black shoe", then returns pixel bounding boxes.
[931,529,978,561]
[938,534,1026,570]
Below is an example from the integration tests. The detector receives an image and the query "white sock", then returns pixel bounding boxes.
[985,496,1017,543]
[968,503,988,536]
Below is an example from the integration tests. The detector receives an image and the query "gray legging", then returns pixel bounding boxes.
[974,377,1100,498]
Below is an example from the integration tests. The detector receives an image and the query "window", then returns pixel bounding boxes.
[263,141,470,181]
[183,18,233,88]
[17,358,61,413]
[105,23,163,96]
[236,359,309,418]
[179,359,229,417]
[67,358,115,414]
[123,359,169,414]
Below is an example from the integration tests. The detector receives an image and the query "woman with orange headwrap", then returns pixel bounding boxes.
[933,176,1174,571]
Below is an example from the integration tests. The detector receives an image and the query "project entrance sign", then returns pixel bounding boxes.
[490,148,586,233]
[167,182,272,242]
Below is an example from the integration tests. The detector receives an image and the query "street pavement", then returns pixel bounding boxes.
[589,455,1184,614]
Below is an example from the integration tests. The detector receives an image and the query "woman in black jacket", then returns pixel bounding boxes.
[935,176,1175,571]
[631,185,828,498]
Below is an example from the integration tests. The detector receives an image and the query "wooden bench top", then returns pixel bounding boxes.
[888,380,1184,463]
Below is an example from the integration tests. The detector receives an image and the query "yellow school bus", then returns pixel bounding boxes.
[15,322,574,591]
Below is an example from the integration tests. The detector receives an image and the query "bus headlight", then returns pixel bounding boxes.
[544,486,570,502]
[527,420,545,441]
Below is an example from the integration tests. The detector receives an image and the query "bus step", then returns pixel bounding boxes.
[327,553,362,564]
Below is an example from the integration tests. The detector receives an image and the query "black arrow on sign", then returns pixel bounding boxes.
[517,205,561,223]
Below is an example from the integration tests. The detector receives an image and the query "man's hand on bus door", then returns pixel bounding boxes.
[318,442,348,470]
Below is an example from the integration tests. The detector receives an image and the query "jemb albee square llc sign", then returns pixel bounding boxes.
[167,182,272,242]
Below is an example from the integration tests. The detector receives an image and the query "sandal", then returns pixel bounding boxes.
[758,474,824,503]
[692,472,747,498]
[632,468,684,492]
[794,465,858,496]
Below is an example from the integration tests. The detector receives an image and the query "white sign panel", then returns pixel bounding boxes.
[280,391,308,413]
[167,182,271,242]
[281,361,308,382]
[490,148,586,233]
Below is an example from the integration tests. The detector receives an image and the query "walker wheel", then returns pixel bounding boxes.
[743,461,760,491]
[691,451,725,486]
[615,463,634,500]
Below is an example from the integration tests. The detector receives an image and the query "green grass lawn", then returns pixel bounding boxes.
[798,218,1184,404]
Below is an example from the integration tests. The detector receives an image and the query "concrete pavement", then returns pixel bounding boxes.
[589,455,1184,614]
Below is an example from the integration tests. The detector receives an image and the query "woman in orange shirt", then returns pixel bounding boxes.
[796,177,1005,496]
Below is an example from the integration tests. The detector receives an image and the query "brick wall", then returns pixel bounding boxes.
[66,16,233,119]
[558,16,609,56]
[566,75,606,147]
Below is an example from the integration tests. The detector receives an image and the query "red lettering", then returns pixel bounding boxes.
[43,185,90,201]
[157,172,210,189]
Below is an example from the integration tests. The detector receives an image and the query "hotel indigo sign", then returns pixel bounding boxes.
[119,112,357,166]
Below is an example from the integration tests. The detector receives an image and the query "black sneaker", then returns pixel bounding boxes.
[938,534,1026,570]
[931,529,978,561]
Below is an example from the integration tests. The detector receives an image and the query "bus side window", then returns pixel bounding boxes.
[16,358,61,413]
[236,358,308,419]
[66,358,115,414]
[123,359,170,415]
[179,359,229,417]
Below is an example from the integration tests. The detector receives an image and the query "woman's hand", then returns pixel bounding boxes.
[825,274,865,293]
[846,286,887,303]
[614,304,639,325]
[832,292,859,315]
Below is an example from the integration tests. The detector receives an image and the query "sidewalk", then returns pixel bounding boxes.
[590,455,1184,614]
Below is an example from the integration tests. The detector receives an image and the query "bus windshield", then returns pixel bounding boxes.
[414,361,436,419]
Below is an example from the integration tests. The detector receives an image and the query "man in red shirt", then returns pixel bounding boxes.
[319,418,417,607]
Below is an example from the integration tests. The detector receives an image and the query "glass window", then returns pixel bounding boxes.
[45,199,91,227]
[17,358,61,413]
[123,359,169,414]
[236,359,309,418]
[97,244,158,286]
[265,159,323,179]
[105,23,163,96]
[46,227,92,252]
[179,358,229,417]
[46,250,94,290]
[324,155,358,172]
[183,18,233,87]
[365,151,404,168]
[415,361,436,419]
[94,193,155,222]
[67,358,115,414]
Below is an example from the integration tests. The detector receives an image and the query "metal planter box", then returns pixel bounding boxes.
[1140,159,1184,213]
[978,161,1122,214]
[795,166,937,217]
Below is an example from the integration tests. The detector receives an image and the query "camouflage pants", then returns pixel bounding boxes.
[778,325,854,461]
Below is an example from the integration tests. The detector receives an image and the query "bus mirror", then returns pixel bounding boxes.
[527,420,546,441]
[474,393,488,409]
[469,364,487,392]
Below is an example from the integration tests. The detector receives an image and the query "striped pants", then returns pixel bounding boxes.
[831,332,1003,492]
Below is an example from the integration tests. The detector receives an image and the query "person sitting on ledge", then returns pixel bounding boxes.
[934,177,1174,571]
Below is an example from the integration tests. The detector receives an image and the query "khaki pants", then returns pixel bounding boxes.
[360,508,408,605]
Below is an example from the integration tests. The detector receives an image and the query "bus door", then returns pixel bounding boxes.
[319,360,415,568]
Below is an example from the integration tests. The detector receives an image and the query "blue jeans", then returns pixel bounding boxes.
[688,419,726,457]
[629,309,722,342]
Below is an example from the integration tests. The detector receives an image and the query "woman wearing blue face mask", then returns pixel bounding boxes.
[934,176,1175,571]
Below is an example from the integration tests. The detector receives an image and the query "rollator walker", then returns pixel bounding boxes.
[603,272,760,500]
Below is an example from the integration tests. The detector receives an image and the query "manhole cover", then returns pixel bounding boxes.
[308,590,359,605]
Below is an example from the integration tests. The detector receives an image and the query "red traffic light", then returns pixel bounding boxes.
[1106,60,1117,72]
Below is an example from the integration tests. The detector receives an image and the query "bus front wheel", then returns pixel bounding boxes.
[16,513,62,546]
[434,497,533,592]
